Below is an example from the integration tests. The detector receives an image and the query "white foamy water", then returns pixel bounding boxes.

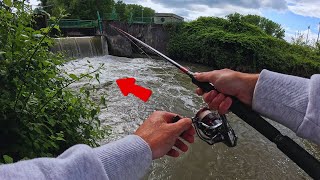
[62,55,316,180]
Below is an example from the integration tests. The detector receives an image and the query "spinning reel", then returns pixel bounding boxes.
[174,107,237,147]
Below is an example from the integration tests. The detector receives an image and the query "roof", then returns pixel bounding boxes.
[154,13,184,20]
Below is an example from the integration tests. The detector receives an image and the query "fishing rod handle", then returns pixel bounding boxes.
[230,97,320,179]
[276,136,320,179]
[191,77,216,92]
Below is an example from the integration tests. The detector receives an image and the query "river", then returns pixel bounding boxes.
[63,55,318,180]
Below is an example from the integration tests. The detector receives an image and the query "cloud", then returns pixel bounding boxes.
[285,26,320,45]
[184,4,262,20]
[29,0,39,5]
[288,0,320,18]
[123,0,273,20]
[151,0,287,10]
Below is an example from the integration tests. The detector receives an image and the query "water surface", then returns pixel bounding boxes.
[63,55,317,180]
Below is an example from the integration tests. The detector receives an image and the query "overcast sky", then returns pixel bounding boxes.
[29,0,320,42]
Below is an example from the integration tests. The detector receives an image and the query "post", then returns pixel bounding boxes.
[306,26,310,45]
[317,22,320,44]
[97,11,103,34]
[142,7,144,23]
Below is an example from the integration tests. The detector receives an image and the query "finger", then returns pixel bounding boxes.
[194,71,219,83]
[180,132,195,143]
[185,126,196,136]
[161,111,181,123]
[218,97,233,114]
[203,90,218,104]
[166,149,180,157]
[196,88,204,96]
[208,93,226,110]
[174,139,188,152]
[171,118,192,134]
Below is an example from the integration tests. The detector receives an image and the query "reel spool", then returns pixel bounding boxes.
[193,107,237,147]
[174,107,237,147]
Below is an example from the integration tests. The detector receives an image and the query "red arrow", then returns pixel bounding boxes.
[116,78,152,102]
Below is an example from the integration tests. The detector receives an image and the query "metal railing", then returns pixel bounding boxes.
[104,13,154,24]
[48,19,99,28]
[131,17,154,24]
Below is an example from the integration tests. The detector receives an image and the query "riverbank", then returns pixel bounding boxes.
[167,17,320,77]
[103,19,320,78]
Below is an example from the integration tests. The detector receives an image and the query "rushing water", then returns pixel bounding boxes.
[63,55,318,180]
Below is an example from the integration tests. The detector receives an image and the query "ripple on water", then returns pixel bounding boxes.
[63,55,315,180]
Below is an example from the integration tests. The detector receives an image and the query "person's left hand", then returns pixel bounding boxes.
[135,111,195,160]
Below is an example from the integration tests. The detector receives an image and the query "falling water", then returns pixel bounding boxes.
[51,36,108,58]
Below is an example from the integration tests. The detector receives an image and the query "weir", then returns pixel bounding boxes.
[51,36,109,58]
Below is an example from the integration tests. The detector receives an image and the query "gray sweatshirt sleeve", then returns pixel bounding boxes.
[0,135,152,180]
[252,69,320,145]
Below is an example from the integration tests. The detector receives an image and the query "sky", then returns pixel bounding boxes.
[29,0,320,43]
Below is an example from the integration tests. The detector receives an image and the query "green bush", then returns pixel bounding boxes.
[168,16,320,77]
[0,1,109,162]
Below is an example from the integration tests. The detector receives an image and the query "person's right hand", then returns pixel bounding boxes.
[194,69,259,114]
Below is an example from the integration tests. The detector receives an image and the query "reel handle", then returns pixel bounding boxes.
[172,115,182,123]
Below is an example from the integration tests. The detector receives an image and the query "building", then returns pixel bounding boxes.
[154,13,184,24]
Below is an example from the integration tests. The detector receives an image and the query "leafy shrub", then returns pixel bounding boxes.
[0,1,109,162]
[168,16,320,77]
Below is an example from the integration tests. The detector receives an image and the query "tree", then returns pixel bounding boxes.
[38,0,155,21]
[226,13,285,39]
[125,4,155,21]
[40,0,115,19]
[115,1,126,20]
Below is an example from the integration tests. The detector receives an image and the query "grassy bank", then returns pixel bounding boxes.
[167,16,320,77]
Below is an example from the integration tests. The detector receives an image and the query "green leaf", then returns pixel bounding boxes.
[69,74,78,80]
[56,137,65,141]
[91,109,97,118]
[53,25,60,30]
[100,96,106,106]
[3,155,13,164]
[4,0,12,7]
[48,118,56,126]
[95,73,100,83]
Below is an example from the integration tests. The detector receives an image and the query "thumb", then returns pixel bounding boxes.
[171,118,192,135]
[194,71,218,83]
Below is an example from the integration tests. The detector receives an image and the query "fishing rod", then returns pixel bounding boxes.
[110,25,320,179]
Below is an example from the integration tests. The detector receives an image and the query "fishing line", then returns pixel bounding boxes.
[113,28,153,59]
[110,26,184,102]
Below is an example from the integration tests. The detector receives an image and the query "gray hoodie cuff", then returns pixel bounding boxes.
[297,75,320,144]
[94,135,152,180]
[252,69,309,133]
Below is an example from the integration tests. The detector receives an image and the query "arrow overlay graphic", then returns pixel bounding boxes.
[116,78,152,102]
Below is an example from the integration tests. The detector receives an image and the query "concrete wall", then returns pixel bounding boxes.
[154,17,182,24]
[104,21,170,58]
[154,13,184,25]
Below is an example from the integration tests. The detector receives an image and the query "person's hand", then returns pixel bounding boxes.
[194,69,259,114]
[134,111,195,160]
